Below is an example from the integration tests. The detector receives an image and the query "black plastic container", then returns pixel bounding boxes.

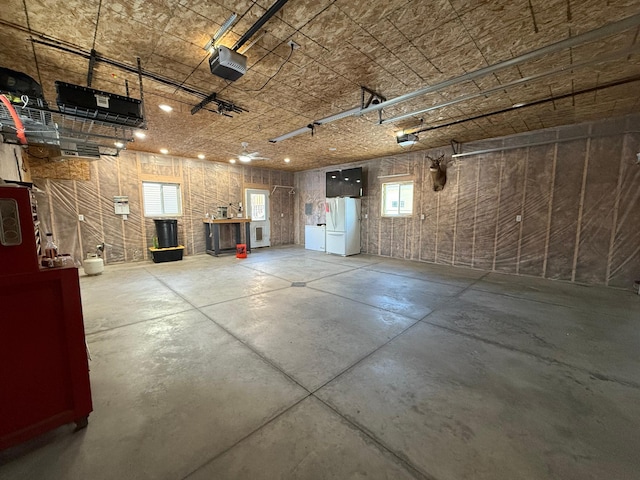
[154,219,178,248]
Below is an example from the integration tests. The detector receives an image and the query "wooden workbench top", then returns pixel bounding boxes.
[202,218,251,224]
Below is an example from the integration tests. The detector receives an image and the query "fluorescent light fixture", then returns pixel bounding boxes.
[114,141,124,148]
[159,104,173,112]
[229,158,236,164]
[314,107,360,125]
[197,154,205,159]
[134,131,146,139]
[269,125,314,143]
[160,148,169,154]
[269,107,361,143]
[284,158,290,163]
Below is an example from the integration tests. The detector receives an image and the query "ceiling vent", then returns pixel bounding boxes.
[209,46,247,81]
[396,133,419,147]
[52,141,102,161]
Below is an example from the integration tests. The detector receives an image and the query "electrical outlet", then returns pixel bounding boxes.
[287,40,300,50]
[364,213,368,219]
[78,214,85,222]
[281,213,284,218]
[420,213,425,220]
[516,215,522,222]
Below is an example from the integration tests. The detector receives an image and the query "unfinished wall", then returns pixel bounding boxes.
[31,151,294,264]
[0,143,30,182]
[294,114,640,288]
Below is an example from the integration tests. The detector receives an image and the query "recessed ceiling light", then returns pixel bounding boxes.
[159,104,173,112]
[114,141,124,148]
[229,158,236,164]
[331,175,337,179]
[284,157,290,163]
[198,154,205,159]
[134,131,146,139]
[160,148,169,154]
[329,147,337,151]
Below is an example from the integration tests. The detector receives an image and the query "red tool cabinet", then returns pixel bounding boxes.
[0,185,92,450]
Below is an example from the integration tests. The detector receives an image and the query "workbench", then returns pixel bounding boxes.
[204,218,251,256]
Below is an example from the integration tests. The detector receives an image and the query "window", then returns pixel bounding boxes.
[250,193,266,221]
[142,182,182,217]
[382,181,414,217]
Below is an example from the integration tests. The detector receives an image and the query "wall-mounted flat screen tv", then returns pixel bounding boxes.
[326,167,364,197]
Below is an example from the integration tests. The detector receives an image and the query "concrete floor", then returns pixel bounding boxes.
[1,245,640,479]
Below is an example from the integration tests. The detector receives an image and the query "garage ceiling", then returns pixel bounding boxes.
[1,0,640,171]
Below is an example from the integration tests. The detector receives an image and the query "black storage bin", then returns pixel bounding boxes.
[154,219,178,248]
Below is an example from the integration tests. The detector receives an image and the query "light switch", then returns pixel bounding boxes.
[78,214,85,222]
[364,213,368,219]
[420,214,425,220]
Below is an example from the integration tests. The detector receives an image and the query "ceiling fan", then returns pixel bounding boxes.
[236,142,269,162]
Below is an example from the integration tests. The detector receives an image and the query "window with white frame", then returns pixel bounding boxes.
[382,181,414,217]
[142,182,182,217]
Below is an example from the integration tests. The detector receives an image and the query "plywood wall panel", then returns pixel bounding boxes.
[379,218,393,257]
[519,144,555,277]
[97,157,125,264]
[390,218,407,259]
[419,155,439,263]
[542,140,587,280]
[185,160,206,255]
[47,180,79,257]
[574,135,622,284]
[453,157,478,267]
[609,130,640,287]
[472,153,501,270]
[120,155,144,260]
[76,163,103,262]
[365,162,381,255]
[494,148,526,273]
[434,160,458,265]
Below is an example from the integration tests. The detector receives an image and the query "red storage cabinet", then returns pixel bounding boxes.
[0,185,92,450]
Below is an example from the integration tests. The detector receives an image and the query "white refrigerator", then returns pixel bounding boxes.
[325,197,361,256]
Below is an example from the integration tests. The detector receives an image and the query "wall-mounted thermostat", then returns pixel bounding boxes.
[114,196,130,215]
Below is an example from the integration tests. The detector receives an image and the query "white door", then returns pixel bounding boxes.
[246,188,270,248]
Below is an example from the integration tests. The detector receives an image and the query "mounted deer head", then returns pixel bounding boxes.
[427,154,446,192]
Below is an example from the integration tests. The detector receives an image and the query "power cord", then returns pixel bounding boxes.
[243,43,295,93]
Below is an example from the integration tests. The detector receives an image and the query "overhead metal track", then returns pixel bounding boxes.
[268,13,640,143]
[232,0,289,51]
[412,75,640,140]
[383,44,640,128]
[29,38,246,118]
[360,12,640,117]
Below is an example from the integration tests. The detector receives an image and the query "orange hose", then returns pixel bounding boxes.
[0,94,27,144]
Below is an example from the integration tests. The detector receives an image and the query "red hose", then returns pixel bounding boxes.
[0,94,27,144]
